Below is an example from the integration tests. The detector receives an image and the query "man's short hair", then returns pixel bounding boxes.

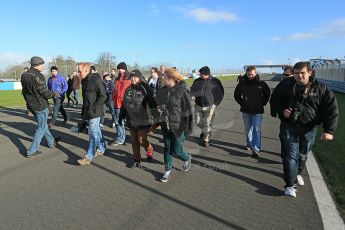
[283,66,293,74]
[50,66,58,71]
[293,62,312,71]
[246,66,256,72]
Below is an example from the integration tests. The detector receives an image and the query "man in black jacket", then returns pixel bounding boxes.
[21,56,60,158]
[76,62,107,166]
[190,66,224,147]
[234,66,271,158]
[270,61,338,197]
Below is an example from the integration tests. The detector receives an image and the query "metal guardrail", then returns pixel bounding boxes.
[318,79,345,94]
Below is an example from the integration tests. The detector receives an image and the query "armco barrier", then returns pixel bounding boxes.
[318,79,345,94]
[0,82,22,90]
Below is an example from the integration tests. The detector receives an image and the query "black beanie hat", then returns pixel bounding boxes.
[199,66,211,75]
[30,56,44,66]
[130,70,145,82]
[117,62,127,70]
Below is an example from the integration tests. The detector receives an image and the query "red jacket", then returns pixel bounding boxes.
[112,71,131,108]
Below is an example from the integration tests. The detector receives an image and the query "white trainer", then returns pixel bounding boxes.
[284,187,297,197]
[160,170,172,183]
[297,175,305,186]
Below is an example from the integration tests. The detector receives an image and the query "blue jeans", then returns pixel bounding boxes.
[100,98,116,124]
[279,121,317,187]
[242,113,263,152]
[27,108,55,155]
[73,90,80,105]
[114,108,125,143]
[85,117,106,161]
[51,95,67,124]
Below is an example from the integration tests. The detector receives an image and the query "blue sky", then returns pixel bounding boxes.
[1,0,345,71]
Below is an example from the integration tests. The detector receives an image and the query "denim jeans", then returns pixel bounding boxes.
[100,98,116,124]
[279,121,317,187]
[85,117,106,161]
[51,95,67,124]
[161,123,190,171]
[242,113,263,152]
[73,90,80,105]
[27,108,55,155]
[114,108,125,143]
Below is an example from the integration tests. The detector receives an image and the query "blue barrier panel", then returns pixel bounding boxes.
[318,79,345,94]
[0,82,15,90]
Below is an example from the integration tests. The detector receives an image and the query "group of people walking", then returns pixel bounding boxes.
[20,56,339,196]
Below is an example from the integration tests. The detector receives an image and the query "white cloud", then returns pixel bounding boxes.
[186,8,238,23]
[270,18,345,42]
[0,53,30,69]
[171,6,239,23]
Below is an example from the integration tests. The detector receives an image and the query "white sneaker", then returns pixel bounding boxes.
[182,154,192,171]
[297,175,304,186]
[284,187,297,197]
[160,170,172,183]
[99,124,104,127]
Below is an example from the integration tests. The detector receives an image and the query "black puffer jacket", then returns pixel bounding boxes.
[190,76,224,107]
[234,74,271,114]
[81,73,106,120]
[156,81,194,136]
[119,82,157,130]
[270,77,339,134]
[21,67,54,113]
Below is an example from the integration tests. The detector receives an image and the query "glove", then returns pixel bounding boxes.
[53,92,59,98]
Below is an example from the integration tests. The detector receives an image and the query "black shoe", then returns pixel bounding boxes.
[202,141,209,147]
[199,133,204,140]
[50,136,61,148]
[27,151,42,158]
[251,150,259,158]
[130,161,141,168]
[147,156,153,163]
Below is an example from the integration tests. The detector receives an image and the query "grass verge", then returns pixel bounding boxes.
[313,92,345,219]
[0,90,25,108]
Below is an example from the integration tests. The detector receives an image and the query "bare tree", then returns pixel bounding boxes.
[49,55,77,77]
[96,51,116,74]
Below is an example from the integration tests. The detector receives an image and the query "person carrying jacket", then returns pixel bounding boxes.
[234,66,271,158]
[190,66,224,147]
[270,61,338,197]
[47,66,68,127]
[111,62,131,146]
[156,68,193,182]
[76,62,107,166]
[119,70,157,168]
[100,72,116,127]
[21,56,61,158]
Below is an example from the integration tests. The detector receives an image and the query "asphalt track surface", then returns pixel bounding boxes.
[0,77,329,229]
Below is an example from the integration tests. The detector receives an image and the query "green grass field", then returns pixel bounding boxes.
[0,90,26,108]
[313,92,345,219]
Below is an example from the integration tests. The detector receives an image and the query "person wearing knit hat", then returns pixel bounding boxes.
[119,69,157,167]
[111,62,131,146]
[190,66,224,147]
[100,72,116,128]
[30,56,45,67]
[130,69,146,82]
[21,56,61,158]
[156,68,193,182]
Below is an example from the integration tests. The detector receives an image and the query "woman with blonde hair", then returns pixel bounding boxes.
[156,68,193,182]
